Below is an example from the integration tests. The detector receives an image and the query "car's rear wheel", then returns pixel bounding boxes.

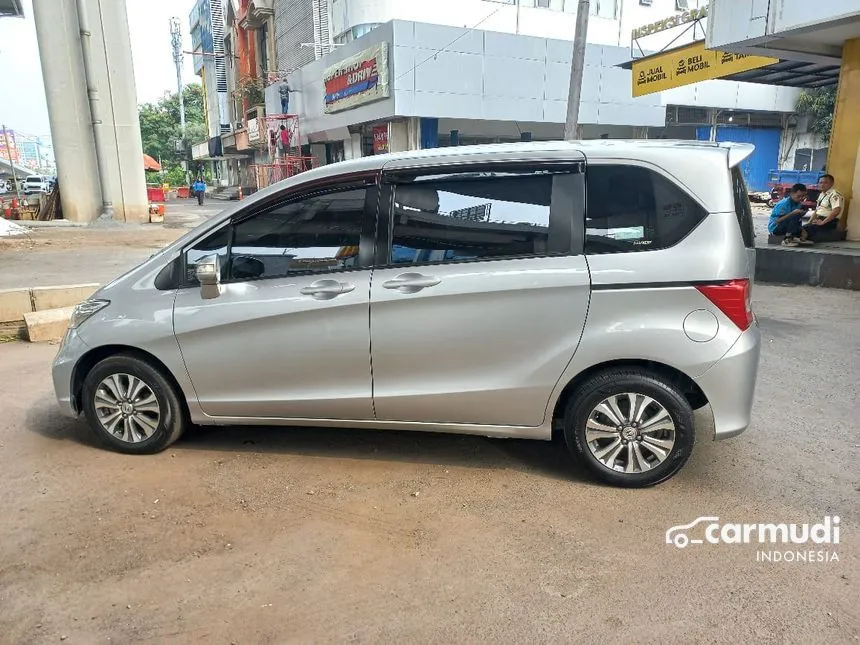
[81,354,186,454]
[564,368,695,487]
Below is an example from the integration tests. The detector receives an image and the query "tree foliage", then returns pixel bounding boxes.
[138,84,207,178]
[795,86,837,141]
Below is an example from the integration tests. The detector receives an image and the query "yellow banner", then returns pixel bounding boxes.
[632,40,778,97]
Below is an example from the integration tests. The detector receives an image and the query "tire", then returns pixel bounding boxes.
[563,368,695,487]
[81,353,186,454]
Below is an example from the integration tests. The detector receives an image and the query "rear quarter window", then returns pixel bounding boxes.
[585,164,707,254]
[731,167,756,248]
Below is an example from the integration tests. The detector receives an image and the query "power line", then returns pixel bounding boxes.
[394,7,504,84]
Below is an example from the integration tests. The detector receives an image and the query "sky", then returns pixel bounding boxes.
[0,0,200,141]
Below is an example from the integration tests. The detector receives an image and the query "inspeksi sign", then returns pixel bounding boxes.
[631,5,709,39]
[324,43,390,113]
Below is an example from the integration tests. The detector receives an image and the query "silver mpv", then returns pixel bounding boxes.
[53,141,761,487]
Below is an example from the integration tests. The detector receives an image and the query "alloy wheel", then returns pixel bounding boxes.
[584,393,676,473]
[93,373,161,443]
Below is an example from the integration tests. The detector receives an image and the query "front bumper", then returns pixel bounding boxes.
[52,328,89,418]
[694,324,761,440]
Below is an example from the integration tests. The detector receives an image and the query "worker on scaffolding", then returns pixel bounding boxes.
[279,80,300,115]
[278,124,290,157]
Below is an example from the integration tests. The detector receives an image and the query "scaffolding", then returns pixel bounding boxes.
[249,113,318,191]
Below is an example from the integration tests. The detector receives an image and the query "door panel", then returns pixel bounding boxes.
[173,183,376,420]
[370,257,590,426]
[370,166,589,427]
[174,274,372,419]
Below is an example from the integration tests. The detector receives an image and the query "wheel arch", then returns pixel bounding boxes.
[551,359,708,429]
[71,344,188,417]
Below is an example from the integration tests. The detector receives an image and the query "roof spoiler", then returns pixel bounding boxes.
[720,142,756,168]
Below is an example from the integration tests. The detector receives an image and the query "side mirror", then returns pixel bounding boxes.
[195,254,222,299]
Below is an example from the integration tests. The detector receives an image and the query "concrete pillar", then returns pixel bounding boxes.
[826,37,860,240]
[310,142,326,165]
[32,0,101,223]
[388,121,407,153]
[407,117,420,150]
[87,0,148,223]
[851,140,860,242]
[388,119,421,154]
[344,133,362,160]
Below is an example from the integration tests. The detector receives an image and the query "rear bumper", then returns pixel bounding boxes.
[694,324,761,440]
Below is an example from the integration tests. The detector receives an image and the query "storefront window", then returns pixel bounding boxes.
[333,23,382,45]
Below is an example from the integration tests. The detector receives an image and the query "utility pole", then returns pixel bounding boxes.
[564,0,591,141]
[515,0,520,34]
[170,18,186,135]
[2,124,21,203]
[170,17,189,184]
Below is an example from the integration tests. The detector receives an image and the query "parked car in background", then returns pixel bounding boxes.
[52,140,761,488]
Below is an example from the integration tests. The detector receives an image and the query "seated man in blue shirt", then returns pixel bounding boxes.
[768,183,810,247]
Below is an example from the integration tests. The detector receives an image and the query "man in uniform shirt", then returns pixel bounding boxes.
[802,173,843,241]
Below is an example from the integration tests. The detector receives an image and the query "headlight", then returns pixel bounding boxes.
[69,299,110,328]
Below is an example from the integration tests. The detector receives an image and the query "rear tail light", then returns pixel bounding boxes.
[696,279,753,331]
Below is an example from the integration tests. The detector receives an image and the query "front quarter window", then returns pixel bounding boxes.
[228,188,367,280]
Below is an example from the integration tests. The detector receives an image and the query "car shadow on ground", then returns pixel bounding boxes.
[24,395,592,484]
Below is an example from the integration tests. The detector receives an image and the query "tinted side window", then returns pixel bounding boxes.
[731,167,756,248]
[585,165,707,254]
[185,225,231,284]
[230,188,366,280]
[389,173,570,265]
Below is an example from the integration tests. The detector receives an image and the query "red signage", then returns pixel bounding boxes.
[372,125,388,154]
[325,60,377,103]
[323,43,390,113]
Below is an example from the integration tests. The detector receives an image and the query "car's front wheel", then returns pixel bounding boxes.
[81,353,186,454]
[564,367,695,487]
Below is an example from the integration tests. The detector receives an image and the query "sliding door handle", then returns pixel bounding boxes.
[382,273,441,294]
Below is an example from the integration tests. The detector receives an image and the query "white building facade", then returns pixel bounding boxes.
[261,0,805,189]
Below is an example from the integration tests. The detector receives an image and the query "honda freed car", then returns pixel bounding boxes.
[53,141,760,487]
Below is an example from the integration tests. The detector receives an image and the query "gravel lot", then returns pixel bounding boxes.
[0,283,857,644]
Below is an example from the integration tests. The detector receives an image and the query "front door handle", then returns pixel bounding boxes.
[382,272,441,294]
[299,279,355,300]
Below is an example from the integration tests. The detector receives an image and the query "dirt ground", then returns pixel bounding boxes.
[0,202,221,289]
[0,283,857,644]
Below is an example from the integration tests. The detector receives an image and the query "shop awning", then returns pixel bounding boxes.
[0,0,24,18]
[143,154,162,171]
[718,59,840,88]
